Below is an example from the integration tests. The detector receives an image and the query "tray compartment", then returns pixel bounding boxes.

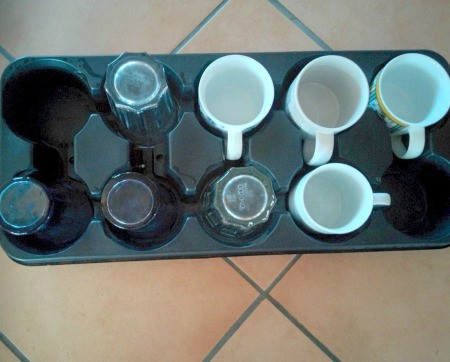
[382,155,449,239]
[2,59,96,148]
[1,174,94,255]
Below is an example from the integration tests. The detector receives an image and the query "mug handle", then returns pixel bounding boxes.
[391,127,425,159]
[303,132,334,166]
[373,193,391,207]
[226,128,243,160]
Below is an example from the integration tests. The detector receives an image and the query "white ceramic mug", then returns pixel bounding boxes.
[198,54,274,160]
[368,53,450,159]
[289,163,391,234]
[286,55,369,166]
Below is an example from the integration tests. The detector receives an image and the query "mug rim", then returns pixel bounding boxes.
[198,54,275,132]
[290,55,369,134]
[290,163,373,234]
[377,53,450,127]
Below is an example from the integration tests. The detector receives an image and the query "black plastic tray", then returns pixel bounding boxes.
[1,50,449,265]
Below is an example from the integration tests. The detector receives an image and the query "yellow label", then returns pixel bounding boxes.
[375,79,408,127]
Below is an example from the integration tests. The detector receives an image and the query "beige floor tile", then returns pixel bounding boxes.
[212,299,328,361]
[0,252,258,361]
[0,0,222,56]
[182,0,320,53]
[0,341,18,362]
[280,0,450,60]
[271,249,450,361]
[229,255,296,289]
[0,55,9,75]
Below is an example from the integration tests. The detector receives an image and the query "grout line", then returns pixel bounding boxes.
[0,46,15,62]
[223,254,301,295]
[220,255,341,361]
[265,254,341,360]
[171,0,230,54]
[265,254,301,293]
[223,257,265,293]
[202,295,265,362]
[0,330,30,362]
[267,0,333,51]
[267,295,341,362]
[204,255,301,360]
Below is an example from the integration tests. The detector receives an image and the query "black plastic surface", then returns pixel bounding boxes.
[0,50,449,265]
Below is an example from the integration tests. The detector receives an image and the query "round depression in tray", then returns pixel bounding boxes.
[2,59,96,148]
[382,156,449,239]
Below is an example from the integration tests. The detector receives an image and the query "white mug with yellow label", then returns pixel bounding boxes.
[369,53,450,159]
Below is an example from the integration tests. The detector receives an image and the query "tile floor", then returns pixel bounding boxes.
[0,0,449,361]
